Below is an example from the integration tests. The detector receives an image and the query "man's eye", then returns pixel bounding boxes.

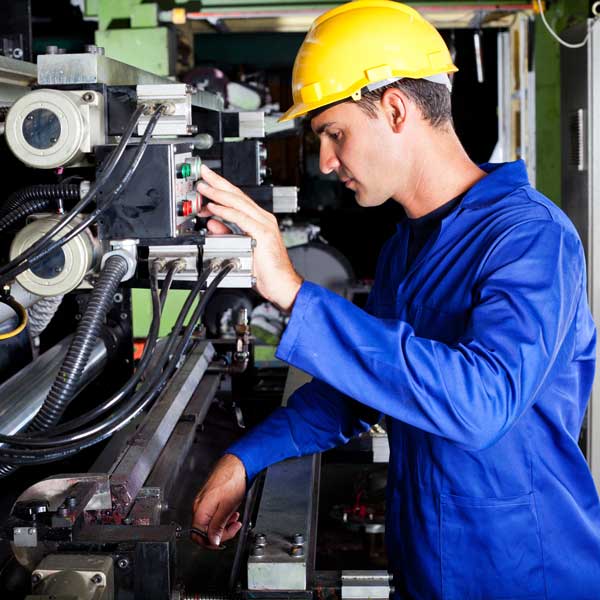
[328,131,341,141]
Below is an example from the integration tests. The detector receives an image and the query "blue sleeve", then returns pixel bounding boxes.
[274,220,585,451]
[227,285,382,481]
[227,378,380,480]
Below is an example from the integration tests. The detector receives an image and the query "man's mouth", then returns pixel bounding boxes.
[341,177,355,188]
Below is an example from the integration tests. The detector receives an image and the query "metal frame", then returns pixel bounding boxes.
[587,19,600,488]
[109,342,214,512]
[247,454,320,592]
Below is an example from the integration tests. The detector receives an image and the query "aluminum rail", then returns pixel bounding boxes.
[0,337,107,437]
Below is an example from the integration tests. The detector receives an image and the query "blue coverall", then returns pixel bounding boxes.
[229,160,600,599]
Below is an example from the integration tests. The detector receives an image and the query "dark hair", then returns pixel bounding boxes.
[306,78,453,128]
[357,78,453,128]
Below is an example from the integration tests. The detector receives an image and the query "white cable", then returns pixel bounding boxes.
[536,0,589,49]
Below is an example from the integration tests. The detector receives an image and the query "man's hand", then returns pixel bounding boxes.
[191,453,246,549]
[197,165,303,312]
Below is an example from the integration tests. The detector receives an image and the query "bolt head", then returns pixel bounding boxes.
[290,544,305,557]
[251,545,265,557]
[31,573,41,584]
[91,573,103,584]
[293,532,304,545]
[117,558,129,569]
[82,92,94,103]
[255,532,266,545]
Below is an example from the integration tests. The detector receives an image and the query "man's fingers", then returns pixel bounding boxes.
[223,519,243,541]
[206,218,232,234]
[207,501,240,546]
[200,164,241,194]
[198,181,273,226]
[206,202,263,238]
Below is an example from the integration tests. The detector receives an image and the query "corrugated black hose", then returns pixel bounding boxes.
[30,254,128,431]
[0,255,128,477]
[0,184,80,224]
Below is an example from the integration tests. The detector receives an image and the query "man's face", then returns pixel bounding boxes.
[310,101,401,207]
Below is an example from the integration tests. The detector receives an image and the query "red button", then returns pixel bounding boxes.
[182,199,192,216]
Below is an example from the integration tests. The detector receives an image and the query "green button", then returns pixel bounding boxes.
[180,163,191,178]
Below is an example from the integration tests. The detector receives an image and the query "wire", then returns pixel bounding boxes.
[536,0,590,49]
[0,263,233,465]
[35,260,177,435]
[0,104,161,286]
[9,107,166,284]
[0,296,27,340]
[0,260,235,460]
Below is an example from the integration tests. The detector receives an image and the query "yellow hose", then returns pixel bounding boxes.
[0,296,28,340]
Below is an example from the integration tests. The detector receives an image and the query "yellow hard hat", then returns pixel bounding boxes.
[279,0,458,122]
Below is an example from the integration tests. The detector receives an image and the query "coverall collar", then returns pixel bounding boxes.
[462,159,531,208]
[396,160,531,233]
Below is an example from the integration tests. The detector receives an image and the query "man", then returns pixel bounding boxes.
[192,1,600,597]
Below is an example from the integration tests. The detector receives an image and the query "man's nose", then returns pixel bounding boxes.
[319,142,340,175]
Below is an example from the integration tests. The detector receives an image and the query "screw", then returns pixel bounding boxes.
[251,545,264,557]
[66,496,77,508]
[290,544,305,557]
[31,573,41,585]
[45,45,58,54]
[255,532,266,545]
[117,558,129,569]
[120,312,128,320]
[91,573,103,585]
[27,528,36,535]
[113,292,123,303]
[187,125,199,135]
[82,92,94,103]
[12,48,23,59]
[84,44,97,54]
[293,533,304,545]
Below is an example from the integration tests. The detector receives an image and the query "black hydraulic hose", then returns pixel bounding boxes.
[0,105,146,284]
[0,255,129,476]
[0,198,52,233]
[0,106,165,286]
[33,261,173,436]
[30,255,129,431]
[0,184,80,220]
[2,261,209,449]
[0,261,235,464]
[1,263,233,465]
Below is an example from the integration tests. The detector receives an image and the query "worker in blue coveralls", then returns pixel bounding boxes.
[191,1,600,597]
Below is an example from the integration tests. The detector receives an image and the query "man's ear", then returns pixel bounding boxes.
[380,88,408,133]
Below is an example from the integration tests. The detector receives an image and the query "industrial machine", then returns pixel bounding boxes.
[0,33,388,600]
